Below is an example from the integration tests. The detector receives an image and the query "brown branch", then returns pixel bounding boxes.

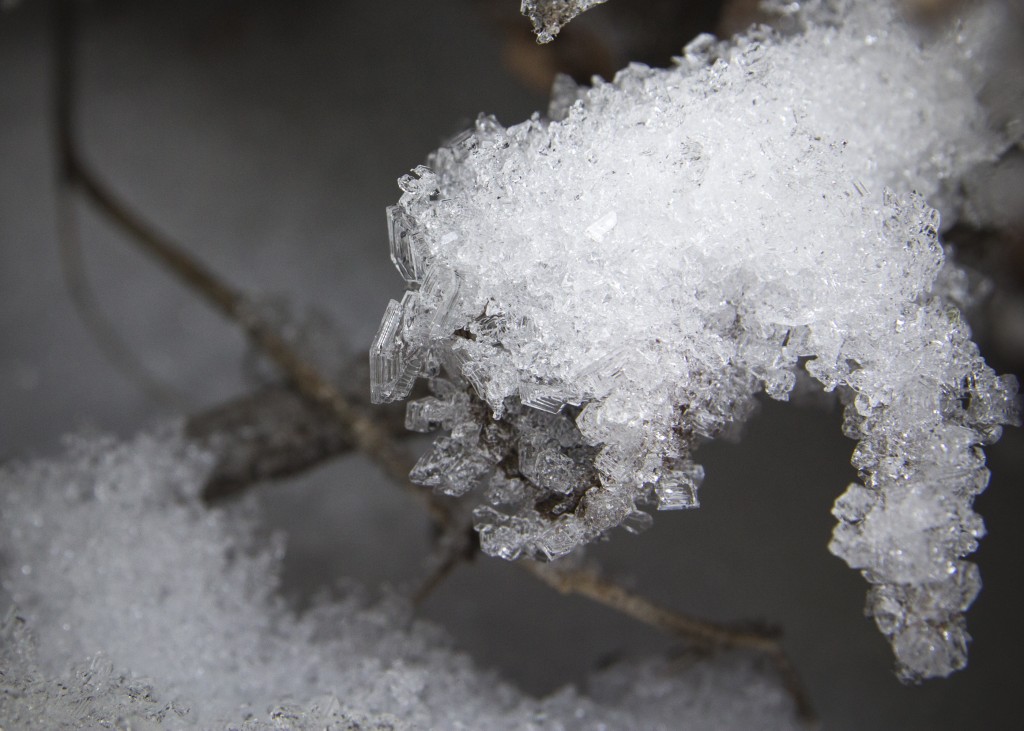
[412,531,478,606]
[521,562,817,723]
[412,520,479,605]
[53,0,183,408]
[187,378,470,603]
[63,155,439,514]
[521,561,777,650]
[52,0,441,522]
[190,382,410,504]
[55,192,186,409]
[185,378,808,719]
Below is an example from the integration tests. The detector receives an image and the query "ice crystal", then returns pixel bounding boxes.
[0,429,802,729]
[521,0,609,43]
[371,0,1019,680]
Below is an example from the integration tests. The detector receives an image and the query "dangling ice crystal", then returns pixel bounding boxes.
[521,0,609,43]
[371,0,1019,681]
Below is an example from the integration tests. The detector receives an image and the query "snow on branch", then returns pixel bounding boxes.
[371,0,1020,681]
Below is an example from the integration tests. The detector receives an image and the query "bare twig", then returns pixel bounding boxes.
[189,382,410,504]
[521,561,777,649]
[53,0,183,408]
[52,0,442,523]
[64,152,436,513]
[522,561,816,723]
[411,523,478,606]
[55,196,186,408]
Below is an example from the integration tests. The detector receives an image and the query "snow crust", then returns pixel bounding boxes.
[370,0,1020,681]
[0,429,801,730]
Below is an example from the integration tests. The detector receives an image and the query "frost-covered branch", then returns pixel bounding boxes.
[46,6,808,704]
[372,0,1021,681]
[7,0,1016,726]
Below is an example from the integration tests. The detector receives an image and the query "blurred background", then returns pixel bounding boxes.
[1,1,1022,728]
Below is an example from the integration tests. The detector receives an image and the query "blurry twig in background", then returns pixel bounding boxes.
[51,0,436,521]
[53,0,184,410]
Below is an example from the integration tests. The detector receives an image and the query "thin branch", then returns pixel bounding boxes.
[186,380,812,718]
[53,0,183,408]
[54,0,73,180]
[521,561,817,723]
[411,552,464,606]
[412,522,478,606]
[521,561,778,650]
[64,156,437,513]
[56,194,186,408]
[190,382,410,504]
[188,379,472,604]
[52,0,441,523]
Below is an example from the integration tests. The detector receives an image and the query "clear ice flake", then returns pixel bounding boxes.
[485,472,529,507]
[386,205,426,285]
[369,293,422,404]
[519,379,575,414]
[421,266,462,337]
[535,516,585,560]
[585,211,618,242]
[374,0,1019,682]
[405,396,450,432]
[518,436,578,494]
[655,478,699,510]
[654,461,705,511]
[409,436,491,496]
[369,298,402,403]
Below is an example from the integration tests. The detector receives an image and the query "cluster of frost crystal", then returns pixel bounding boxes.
[520,0,609,43]
[0,430,802,730]
[370,0,1020,681]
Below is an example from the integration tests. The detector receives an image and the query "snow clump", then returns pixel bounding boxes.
[0,429,802,730]
[370,0,1020,681]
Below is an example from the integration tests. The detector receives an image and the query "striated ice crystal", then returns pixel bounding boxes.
[371,0,1020,681]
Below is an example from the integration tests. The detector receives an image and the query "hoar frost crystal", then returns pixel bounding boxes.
[371,0,1020,681]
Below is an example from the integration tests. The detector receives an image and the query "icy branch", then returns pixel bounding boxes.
[372,0,1020,681]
